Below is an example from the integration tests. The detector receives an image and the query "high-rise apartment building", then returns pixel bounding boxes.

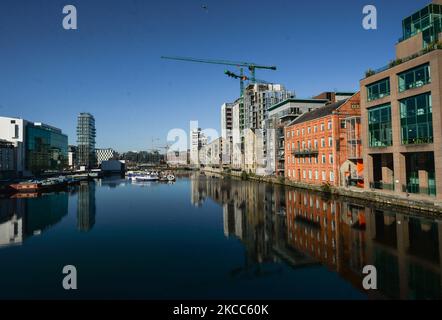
[190,128,207,167]
[360,0,442,200]
[242,83,294,130]
[77,113,96,169]
[221,103,234,140]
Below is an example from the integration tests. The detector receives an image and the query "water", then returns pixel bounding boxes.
[0,173,441,299]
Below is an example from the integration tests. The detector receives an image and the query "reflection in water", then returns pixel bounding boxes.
[0,193,68,248]
[76,182,96,232]
[191,173,442,299]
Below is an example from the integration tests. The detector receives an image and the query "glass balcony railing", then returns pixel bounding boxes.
[369,181,395,191]
[402,184,436,196]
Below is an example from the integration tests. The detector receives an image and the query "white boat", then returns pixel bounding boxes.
[132,174,159,182]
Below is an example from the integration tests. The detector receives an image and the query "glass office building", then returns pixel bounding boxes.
[401,3,442,47]
[25,123,68,174]
[77,113,96,168]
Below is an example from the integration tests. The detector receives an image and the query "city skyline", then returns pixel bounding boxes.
[0,0,429,151]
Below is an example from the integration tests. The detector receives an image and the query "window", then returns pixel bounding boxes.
[322,154,326,164]
[302,128,305,136]
[291,131,294,137]
[292,156,295,163]
[327,121,332,130]
[308,127,311,134]
[303,170,306,179]
[340,120,346,129]
[321,138,325,147]
[367,78,390,102]
[287,156,290,164]
[307,140,311,149]
[315,170,318,180]
[292,142,295,150]
[328,137,333,147]
[314,140,318,149]
[322,171,326,181]
[314,125,317,133]
[288,170,291,177]
[330,171,334,182]
[368,104,392,147]
[398,64,430,92]
[329,154,333,164]
[296,129,299,136]
[400,92,433,144]
[321,123,324,131]
[286,131,290,138]
[308,170,312,179]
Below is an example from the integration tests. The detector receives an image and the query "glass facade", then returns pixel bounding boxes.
[401,4,442,47]
[367,78,390,102]
[77,113,96,168]
[398,64,431,92]
[400,93,433,145]
[368,104,392,147]
[26,124,68,174]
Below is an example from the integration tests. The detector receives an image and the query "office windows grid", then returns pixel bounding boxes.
[398,64,430,92]
[400,93,433,145]
[367,78,390,102]
[368,104,392,147]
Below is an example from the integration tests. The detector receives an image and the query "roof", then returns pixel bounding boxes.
[268,98,329,112]
[287,99,348,126]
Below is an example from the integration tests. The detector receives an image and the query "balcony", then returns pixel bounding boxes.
[369,182,395,191]
[292,148,319,156]
[364,43,442,79]
[402,184,436,196]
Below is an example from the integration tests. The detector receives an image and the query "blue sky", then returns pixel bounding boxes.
[0,0,429,151]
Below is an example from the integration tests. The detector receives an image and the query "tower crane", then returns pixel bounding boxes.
[161,56,277,96]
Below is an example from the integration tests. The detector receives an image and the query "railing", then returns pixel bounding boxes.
[369,181,395,191]
[292,148,319,156]
[402,184,436,196]
[364,45,442,78]
[402,137,433,145]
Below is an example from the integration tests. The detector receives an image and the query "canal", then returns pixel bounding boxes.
[0,173,441,299]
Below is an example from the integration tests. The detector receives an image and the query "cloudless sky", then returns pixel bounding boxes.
[0,0,430,151]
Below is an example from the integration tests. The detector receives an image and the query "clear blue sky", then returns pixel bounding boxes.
[0,0,429,152]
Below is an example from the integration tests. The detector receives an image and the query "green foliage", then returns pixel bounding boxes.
[241,171,249,180]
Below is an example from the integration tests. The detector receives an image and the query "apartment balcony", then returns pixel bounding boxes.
[402,184,436,196]
[292,148,319,156]
[369,182,395,191]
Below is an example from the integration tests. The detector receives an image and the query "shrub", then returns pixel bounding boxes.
[241,171,249,180]
[320,182,332,194]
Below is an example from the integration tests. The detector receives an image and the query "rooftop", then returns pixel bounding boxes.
[268,98,329,112]
[287,99,348,126]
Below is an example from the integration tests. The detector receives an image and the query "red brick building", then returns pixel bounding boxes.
[284,92,363,187]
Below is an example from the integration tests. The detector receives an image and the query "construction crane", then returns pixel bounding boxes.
[224,69,272,90]
[161,56,277,96]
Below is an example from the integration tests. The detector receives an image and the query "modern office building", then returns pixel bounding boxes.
[0,117,68,175]
[265,98,329,176]
[0,117,27,175]
[95,148,117,166]
[77,113,96,169]
[360,0,442,200]
[285,93,363,187]
[0,140,16,179]
[26,122,68,174]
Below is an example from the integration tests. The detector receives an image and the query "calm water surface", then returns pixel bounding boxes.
[0,173,441,299]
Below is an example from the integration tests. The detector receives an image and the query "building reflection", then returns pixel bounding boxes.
[0,193,68,248]
[76,181,96,232]
[191,172,442,299]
